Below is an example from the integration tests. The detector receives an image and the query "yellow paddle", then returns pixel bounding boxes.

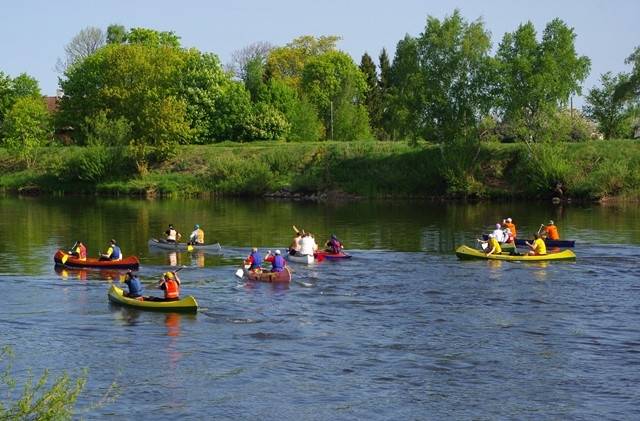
[292,225,300,234]
[61,253,69,264]
[187,244,194,252]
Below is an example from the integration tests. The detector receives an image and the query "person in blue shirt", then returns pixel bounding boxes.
[245,247,262,271]
[100,239,122,261]
[123,271,144,298]
[265,249,286,272]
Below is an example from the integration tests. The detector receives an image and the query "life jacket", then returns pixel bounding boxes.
[534,238,547,255]
[126,276,144,297]
[196,229,204,243]
[545,225,560,240]
[110,245,122,260]
[329,239,342,254]
[489,238,502,254]
[167,228,177,241]
[249,251,262,269]
[163,279,179,299]
[505,222,517,238]
[78,244,87,260]
[272,255,285,272]
[505,231,514,243]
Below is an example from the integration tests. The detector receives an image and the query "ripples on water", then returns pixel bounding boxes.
[1,198,640,419]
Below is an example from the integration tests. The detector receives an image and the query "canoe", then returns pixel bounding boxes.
[243,266,292,283]
[514,238,575,248]
[455,245,576,261]
[108,285,198,313]
[54,250,139,270]
[315,250,352,260]
[482,235,575,248]
[286,253,314,264]
[148,238,222,252]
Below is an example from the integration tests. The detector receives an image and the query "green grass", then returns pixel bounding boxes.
[1,139,640,200]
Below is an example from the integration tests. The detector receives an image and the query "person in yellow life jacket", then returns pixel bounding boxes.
[477,234,502,256]
[158,271,181,301]
[503,217,517,238]
[526,233,547,255]
[542,220,560,240]
[68,241,87,261]
[100,239,122,261]
[188,224,205,245]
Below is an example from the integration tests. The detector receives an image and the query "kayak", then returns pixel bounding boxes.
[148,238,222,252]
[482,235,575,248]
[315,250,352,260]
[455,245,576,261]
[54,250,140,270]
[514,238,575,248]
[286,253,314,264]
[108,285,198,313]
[243,266,292,283]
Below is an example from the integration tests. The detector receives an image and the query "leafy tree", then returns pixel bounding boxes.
[126,27,181,48]
[378,48,392,139]
[301,50,369,139]
[615,46,640,101]
[245,102,290,140]
[496,19,591,141]
[584,72,635,139]
[0,72,41,123]
[287,97,323,141]
[106,24,127,44]
[360,52,382,137]
[1,96,51,167]
[56,26,106,72]
[243,56,267,101]
[207,81,252,140]
[265,35,341,89]
[228,41,273,80]
[387,35,421,140]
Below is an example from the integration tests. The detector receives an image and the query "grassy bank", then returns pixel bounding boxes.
[1,140,639,200]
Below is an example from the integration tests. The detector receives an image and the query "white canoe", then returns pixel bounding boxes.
[148,238,222,252]
[286,253,314,264]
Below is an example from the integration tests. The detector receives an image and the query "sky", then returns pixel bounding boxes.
[1,0,638,107]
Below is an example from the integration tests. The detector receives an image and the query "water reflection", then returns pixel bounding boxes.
[54,266,128,282]
[192,251,205,268]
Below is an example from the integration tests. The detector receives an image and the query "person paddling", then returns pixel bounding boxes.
[503,218,517,238]
[325,234,344,254]
[245,247,263,271]
[264,249,286,272]
[157,271,181,301]
[477,233,502,256]
[188,224,205,245]
[165,224,182,243]
[68,241,87,261]
[540,220,560,240]
[289,232,302,256]
[100,239,122,261]
[123,270,144,298]
[526,233,547,255]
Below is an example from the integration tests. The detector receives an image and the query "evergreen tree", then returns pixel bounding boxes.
[378,48,392,139]
[360,52,382,138]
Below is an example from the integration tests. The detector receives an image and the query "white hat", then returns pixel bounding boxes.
[506,218,512,222]
[488,234,495,238]
[275,249,281,255]
[495,223,501,229]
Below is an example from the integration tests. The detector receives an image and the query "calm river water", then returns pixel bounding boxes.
[1,196,640,420]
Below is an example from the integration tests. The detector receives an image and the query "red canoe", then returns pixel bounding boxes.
[243,266,292,283]
[315,250,352,260]
[54,250,140,270]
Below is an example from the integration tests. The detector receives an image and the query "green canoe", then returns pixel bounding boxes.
[108,285,198,313]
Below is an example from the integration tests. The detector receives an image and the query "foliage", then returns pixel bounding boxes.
[228,41,273,80]
[377,48,392,140]
[332,83,372,141]
[207,81,252,141]
[106,24,127,44]
[386,35,421,141]
[496,19,591,141]
[245,102,290,140]
[512,142,572,195]
[82,110,132,147]
[360,52,382,137]
[1,96,51,167]
[126,27,181,48]
[286,97,324,142]
[0,72,41,123]
[56,26,106,73]
[0,346,87,420]
[301,50,369,139]
[614,46,640,101]
[584,72,636,139]
[265,35,341,89]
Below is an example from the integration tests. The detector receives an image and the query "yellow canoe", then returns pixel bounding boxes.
[108,285,198,313]
[455,245,576,261]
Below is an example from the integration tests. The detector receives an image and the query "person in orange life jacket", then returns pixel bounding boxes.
[165,224,181,243]
[100,239,121,261]
[542,220,560,240]
[325,234,343,254]
[264,249,286,272]
[68,241,87,260]
[503,217,517,238]
[246,247,262,270]
[123,270,144,298]
[158,271,180,301]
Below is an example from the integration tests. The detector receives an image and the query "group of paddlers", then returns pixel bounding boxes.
[68,239,122,261]
[478,218,562,256]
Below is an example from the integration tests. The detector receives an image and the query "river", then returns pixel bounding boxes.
[1,196,639,420]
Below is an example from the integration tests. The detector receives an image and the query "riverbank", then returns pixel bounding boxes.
[1,140,639,200]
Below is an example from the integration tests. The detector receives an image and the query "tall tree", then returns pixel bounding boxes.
[1,96,51,167]
[377,48,392,140]
[359,52,381,137]
[56,26,106,72]
[584,72,635,139]
[228,41,274,80]
[106,24,127,44]
[387,36,421,140]
[496,19,591,141]
[614,46,640,101]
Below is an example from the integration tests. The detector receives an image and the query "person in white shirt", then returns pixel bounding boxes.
[299,232,317,256]
[491,223,506,243]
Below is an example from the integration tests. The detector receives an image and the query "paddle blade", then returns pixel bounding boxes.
[187,244,194,252]
[315,253,325,262]
[235,268,244,278]
[61,253,69,264]
[292,225,299,233]
[481,242,488,251]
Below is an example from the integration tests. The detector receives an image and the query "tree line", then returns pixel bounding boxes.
[0,10,639,170]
